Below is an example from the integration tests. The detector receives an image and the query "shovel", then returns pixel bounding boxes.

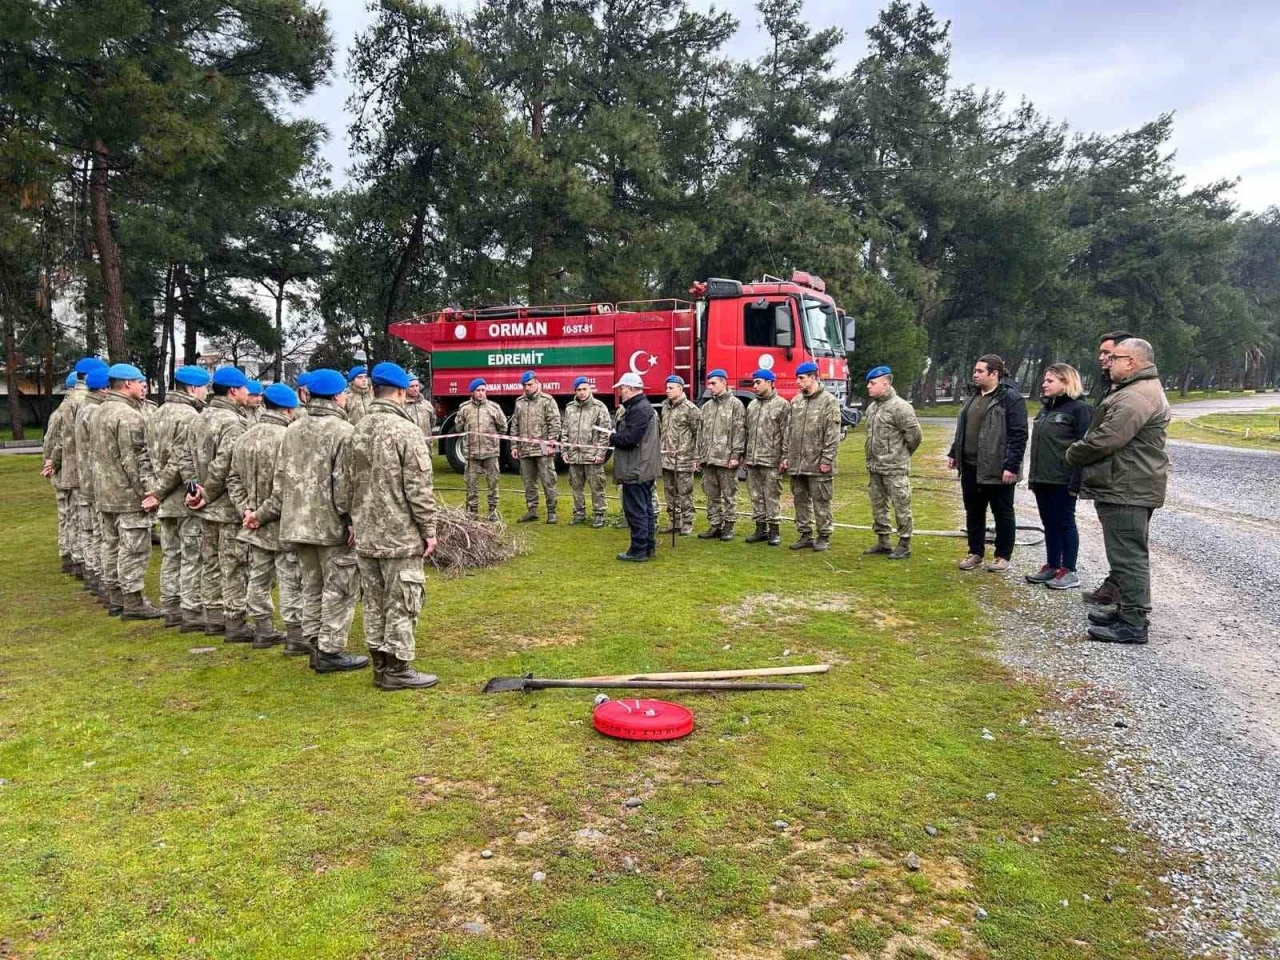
[481,676,806,694]
[481,663,829,694]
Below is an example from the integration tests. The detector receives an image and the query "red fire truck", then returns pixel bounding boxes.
[388,271,855,473]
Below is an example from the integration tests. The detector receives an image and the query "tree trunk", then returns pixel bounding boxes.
[4,309,24,441]
[384,205,428,342]
[177,264,197,364]
[273,280,286,380]
[159,263,177,397]
[89,140,127,361]
[1179,366,1192,396]
[923,362,937,405]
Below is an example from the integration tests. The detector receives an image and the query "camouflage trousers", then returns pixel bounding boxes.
[790,474,835,538]
[745,465,782,524]
[661,469,695,532]
[295,543,359,653]
[55,489,75,560]
[868,472,913,538]
[519,455,558,513]
[567,463,607,519]
[201,520,247,618]
[701,465,738,530]
[77,501,101,577]
[159,516,204,611]
[276,549,303,626]
[100,510,154,593]
[244,544,279,622]
[465,457,500,519]
[358,555,425,661]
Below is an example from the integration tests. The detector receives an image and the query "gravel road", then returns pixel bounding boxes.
[983,438,1280,957]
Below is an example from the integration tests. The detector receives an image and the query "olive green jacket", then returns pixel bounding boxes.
[261,399,353,547]
[660,396,701,472]
[181,396,247,523]
[455,398,507,460]
[91,392,152,514]
[147,391,204,519]
[744,391,790,467]
[228,410,292,550]
[863,387,922,476]
[697,392,746,466]
[1066,365,1170,508]
[560,396,613,464]
[786,388,841,475]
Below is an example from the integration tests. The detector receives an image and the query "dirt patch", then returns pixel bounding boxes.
[505,633,584,650]
[720,592,856,628]
[409,775,499,808]
[438,847,510,908]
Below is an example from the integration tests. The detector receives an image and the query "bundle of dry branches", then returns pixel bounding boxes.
[429,506,527,577]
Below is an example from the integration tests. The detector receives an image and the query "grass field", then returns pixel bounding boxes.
[0,432,1180,960]
[1167,408,1280,450]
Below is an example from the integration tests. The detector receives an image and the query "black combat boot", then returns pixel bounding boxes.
[592,514,607,528]
[718,525,735,542]
[569,515,586,526]
[204,609,226,636]
[179,608,206,633]
[282,627,313,657]
[370,649,388,687]
[251,618,286,649]
[107,586,124,616]
[61,554,74,574]
[161,601,183,628]
[380,655,438,691]
[767,523,781,546]
[863,535,892,556]
[745,522,769,544]
[224,613,254,644]
[72,562,85,581]
[813,535,831,552]
[887,537,911,560]
[311,649,369,673]
[789,534,815,550]
[545,511,558,524]
[120,591,164,621]
[517,510,539,523]
[697,526,723,540]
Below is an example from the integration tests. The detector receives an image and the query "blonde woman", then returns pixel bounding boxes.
[1026,363,1092,589]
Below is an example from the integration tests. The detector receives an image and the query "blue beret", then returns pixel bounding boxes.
[307,368,347,397]
[468,378,487,392]
[74,357,108,374]
[706,368,727,381]
[666,375,686,386]
[795,361,819,376]
[65,372,78,388]
[174,365,210,387]
[212,366,248,389]
[107,363,145,381]
[866,365,892,381]
[86,368,110,390]
[751,368,776,382]
[572,376,589,389]
[348,365,367,380]
[247,379,263,396]
[296,371,313,389]
[520,370,537,385]
[264,383,299,409]
[371,361,410,389]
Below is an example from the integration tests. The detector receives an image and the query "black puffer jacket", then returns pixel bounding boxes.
[610,393,661,483]
[947,380,1029,484]
[1028,394,1092,490]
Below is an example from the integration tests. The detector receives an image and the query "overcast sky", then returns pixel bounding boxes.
[296,0,1280,213]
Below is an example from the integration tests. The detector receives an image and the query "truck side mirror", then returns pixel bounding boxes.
[843,317,856,353]
[775,306,794,349]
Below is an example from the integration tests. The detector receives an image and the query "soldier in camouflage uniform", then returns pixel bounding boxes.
[456,378,506,521]
[346,365,371,426]
[510,371,561,523]
[56,361,107,578]
[182,366,251,640]
[73,368,109,602]
[144,365,210,628]
[560,376,612,526]
[42,369,89,573]
[782,362,842,551]
[259,368,367,671]
[244,380,264,425]
[658,375,700,535]
[337,362,438,690]
[743,369,791,546]
[862,366,922,560]
[93,364,164,619]
[695,369,746,541]
[229,383,298,648]
[405,375,436,449]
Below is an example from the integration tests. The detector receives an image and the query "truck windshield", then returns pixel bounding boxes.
[802,298,842,357]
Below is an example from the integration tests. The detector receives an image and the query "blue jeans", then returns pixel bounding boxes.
[621,480,656,555]
[1032,484,1078,571]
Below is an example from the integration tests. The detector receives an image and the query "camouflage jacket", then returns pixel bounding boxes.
[406,398,436,448]
[455,398,507,460]
[243,405,262,426]
[347,388,371,426]
[697,392,746,467]
[560,396,612,464]
[510,390,561,457]
[744,391,791,468]
[181,395,247,523]
[863,387,922,475]
[91,392,152,513]
[228,410,291,551]
[337,399,437,557]
[261,398,353,547]
[43,387,86,490]
[786,388,842,476]
[147,391,204,518]
[73,393,105,504]
[659,396,700,472]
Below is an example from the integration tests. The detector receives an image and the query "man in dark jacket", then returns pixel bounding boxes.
[609,372,661,561]
[1066,338,1169,645]
[1081,330,1134,604]
[946,354,1028,572]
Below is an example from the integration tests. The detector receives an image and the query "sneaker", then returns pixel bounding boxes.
[1046,569,1080,590]
[1024,564,1057,584]
[1086,622,1148,645]
[958,554,983,571]
[984,557,1010,573]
